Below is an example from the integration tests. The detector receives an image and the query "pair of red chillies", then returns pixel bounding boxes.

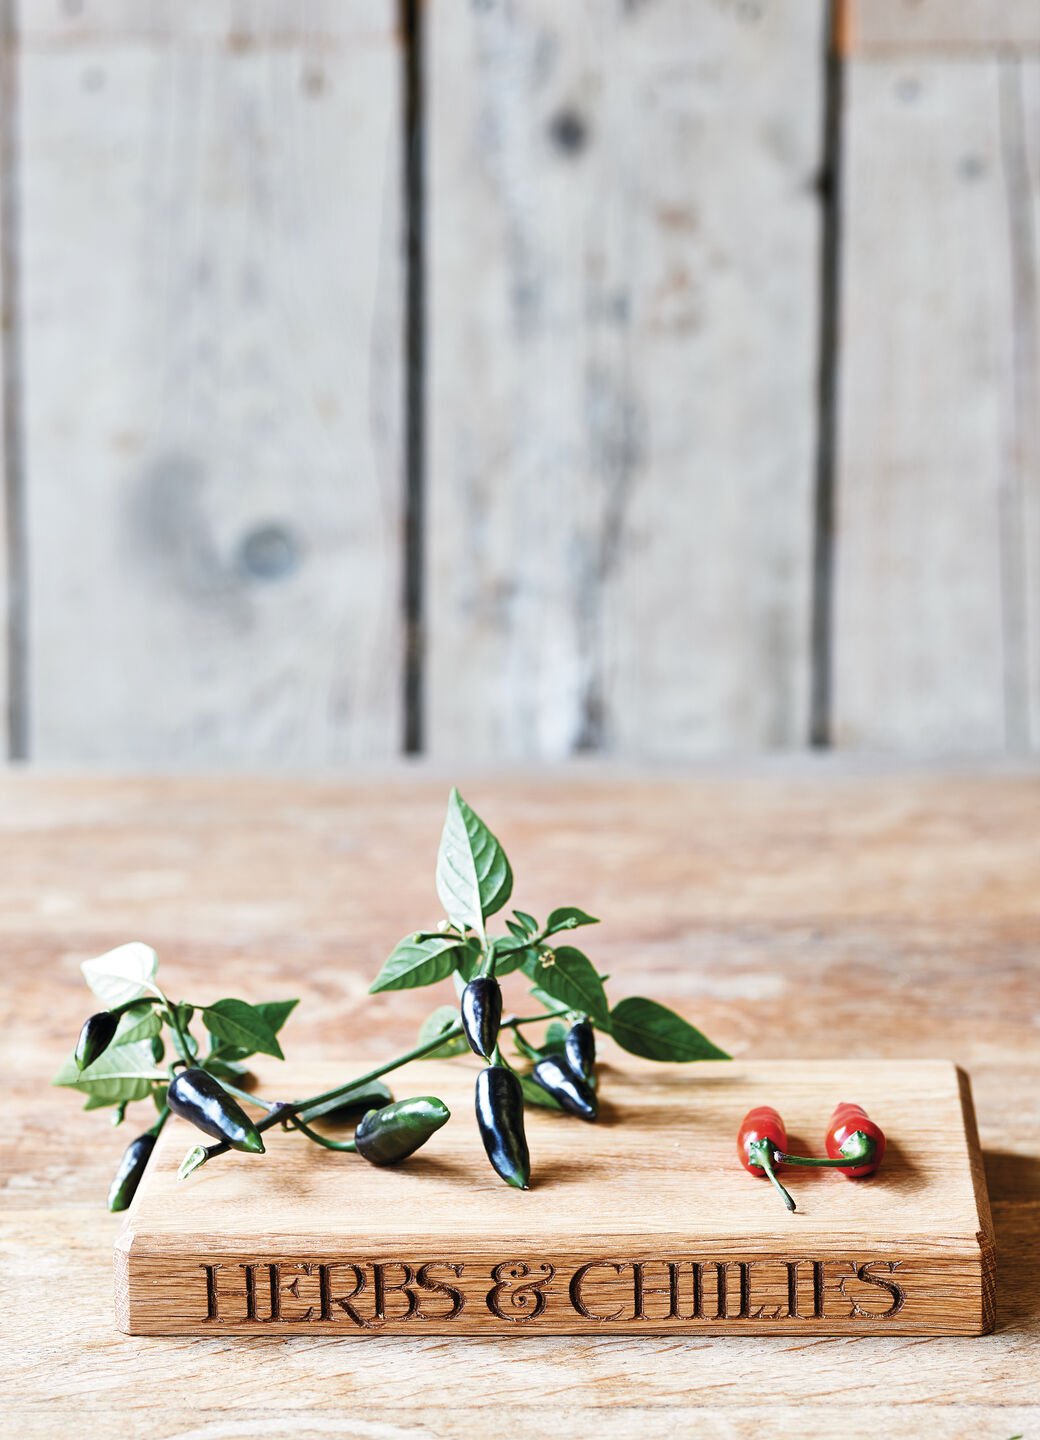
[738,1102,886,1213]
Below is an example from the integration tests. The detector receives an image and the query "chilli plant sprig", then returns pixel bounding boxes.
[55,788,729,1207]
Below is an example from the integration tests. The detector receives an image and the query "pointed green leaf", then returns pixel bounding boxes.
[488,936,534,979]
[81,942,158,1008]
[545,906,600,935]
[53,1039,165,1103]
[417,1005,469,1058]
[254,999,299,1037]
[82,1092,119,1111]
[609,997,730,1062]
[513,910,538,935]
[526,946,610,1025]
[519,1074,563,1111]
[204,1056,253,1082]
[370,935,463,993]
[202,999,284,1059]
[113,1004,162,1047]
[435,788,513,937]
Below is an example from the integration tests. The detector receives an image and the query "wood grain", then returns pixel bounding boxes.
[17,1,403,764]
[849,0,1040,54]
[833,56,1040,749]
[119,1058,993,1336]
[1,768,1037,1433]
[427,0,823,759]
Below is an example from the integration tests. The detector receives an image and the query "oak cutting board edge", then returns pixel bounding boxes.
[115,1058,995,1337]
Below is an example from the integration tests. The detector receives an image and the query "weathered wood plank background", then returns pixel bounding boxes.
[0,0,1036,763]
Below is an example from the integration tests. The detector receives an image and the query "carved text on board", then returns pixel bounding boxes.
[198,1257,907,1327]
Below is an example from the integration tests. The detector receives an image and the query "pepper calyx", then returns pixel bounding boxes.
[838,1128,876,1165]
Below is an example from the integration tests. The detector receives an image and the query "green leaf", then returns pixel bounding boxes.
[254,999,299,1037]
[513,910,538,935]
[609,997,730,1063]
[417,1005,469,1058]
[82,1092,119,1111]
[113,1004,162,1046]
[545,906,600,936]
[202,998,284,1060]
[519,1074,563,1111]
[451,937,484,982]
[81,942,158,1008]
[369,934,463,993]
[435,788,513,937]
[204,1056,252,1083]
[53,1039,165,1103]
[528,984,565,1014]
[488,936,533,979]
[541,1020,569,1057]
[299,1080,394,1124]
[527,946,610,1026]
[505,919,529,942]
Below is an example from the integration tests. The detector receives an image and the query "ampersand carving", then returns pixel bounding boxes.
[486,1260,556,1322]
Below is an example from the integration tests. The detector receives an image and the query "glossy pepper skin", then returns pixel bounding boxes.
[738,1106,786,1173]
[475,1065,530,1189]
[166,1068,265,1153]
[107,1131,156,1211]
[531,1055,598,1122]
[564,1020,595,1080]
[737,1105,796,1211]
[354,1096,450,1165]
[826,1101,885,1178]
[460,976,503,1060]
[75,1011,121,1071]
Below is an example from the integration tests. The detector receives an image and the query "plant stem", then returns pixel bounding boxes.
[148,1105,170,1139]
[145,983,193,1063]
[750,1141,797,1212]
[189,1007,573,1169]
[777,1137,876,1169]
[287,1116,357,1152]
[218,1079,280,1113]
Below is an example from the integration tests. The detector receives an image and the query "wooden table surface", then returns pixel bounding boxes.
[2,767,1037,1437]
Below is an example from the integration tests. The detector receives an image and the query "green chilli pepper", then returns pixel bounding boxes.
[166,1068,265,1153]
[107,1132,157,1211]
[354,1096,450,1165]
[75,1011,121,1071]
[475,1066,530,1189]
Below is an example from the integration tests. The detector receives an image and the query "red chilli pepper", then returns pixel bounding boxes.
[776,1101,886,1179]
[737,1106,797,1212]
[825,1102,886,1178]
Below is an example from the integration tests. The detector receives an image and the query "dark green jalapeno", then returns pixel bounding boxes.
[531,1055,598,1122]
[475,1065,530,1189]
[75,1011,121,1071]
[460,976,503,1060]
[564,1019,596,1080]
[299,1080,394,1125]
[354,1096,450,1165]
[166,1067,265,1153]
[107,1131,157,1211]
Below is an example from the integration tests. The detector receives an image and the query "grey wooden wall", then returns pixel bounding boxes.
[0,0,1036,766]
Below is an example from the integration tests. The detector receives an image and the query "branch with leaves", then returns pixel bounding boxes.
[56,788,728,1206]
